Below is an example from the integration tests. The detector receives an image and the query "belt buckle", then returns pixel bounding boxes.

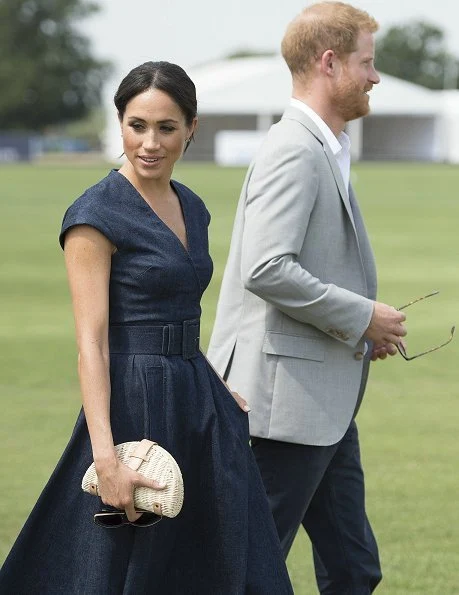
[182,319,200,359]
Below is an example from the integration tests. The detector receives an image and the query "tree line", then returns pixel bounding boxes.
[0,0,110,132]
[0,0,458,133]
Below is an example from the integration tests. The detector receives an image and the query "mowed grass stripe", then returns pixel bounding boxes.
[0,162,458,593]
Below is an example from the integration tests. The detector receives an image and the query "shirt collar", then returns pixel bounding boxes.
[290,97,349,156]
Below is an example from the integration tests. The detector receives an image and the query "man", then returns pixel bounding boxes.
[207,2,407,593]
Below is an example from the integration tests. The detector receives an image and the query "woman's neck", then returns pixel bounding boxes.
[118,163,173,204]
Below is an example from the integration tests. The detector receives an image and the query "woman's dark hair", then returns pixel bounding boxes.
[114,61,197,147]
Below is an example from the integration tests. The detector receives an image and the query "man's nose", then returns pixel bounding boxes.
[370,66,380,85]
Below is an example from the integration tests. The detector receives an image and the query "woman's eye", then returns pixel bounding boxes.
[161,125,175,133]
[130,123,144,131]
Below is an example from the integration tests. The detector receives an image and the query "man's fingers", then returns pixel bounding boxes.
[386,344,398,356]
[397,323,407,337]
[372,342,398,361]
[372,346,387,360]
[385,330,406,344]
[396,310,406,322]
[388,322,407,339]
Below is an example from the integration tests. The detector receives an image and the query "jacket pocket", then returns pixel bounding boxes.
[262,331,325,362]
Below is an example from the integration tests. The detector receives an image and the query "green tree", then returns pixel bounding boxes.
[376,21,459,89]
[0,0,111,131]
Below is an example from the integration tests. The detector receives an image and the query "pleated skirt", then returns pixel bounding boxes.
[0,351,293,594]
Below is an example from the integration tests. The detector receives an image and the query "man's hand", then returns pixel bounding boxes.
[371,338,408,361]
[371,342,397,361]
[365,302,407,346]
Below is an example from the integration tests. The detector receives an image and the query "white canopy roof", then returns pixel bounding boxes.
[189,56,441,117]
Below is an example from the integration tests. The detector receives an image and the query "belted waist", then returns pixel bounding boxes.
[109,319,200,359]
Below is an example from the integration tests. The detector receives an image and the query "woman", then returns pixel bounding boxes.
[0,61,293,594]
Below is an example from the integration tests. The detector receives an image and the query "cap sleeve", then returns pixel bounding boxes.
[59,200,117,249]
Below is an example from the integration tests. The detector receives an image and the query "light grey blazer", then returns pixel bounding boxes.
[207,107,377,446]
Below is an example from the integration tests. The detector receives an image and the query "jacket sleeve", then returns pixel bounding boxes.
[240,132,373,347]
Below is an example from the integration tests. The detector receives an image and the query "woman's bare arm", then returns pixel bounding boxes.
[64,225,164,520]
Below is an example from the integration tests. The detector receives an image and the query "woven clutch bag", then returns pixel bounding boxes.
[82,439,184,518]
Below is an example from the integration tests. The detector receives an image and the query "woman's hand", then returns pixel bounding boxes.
[96,460,166,522]
[200,349,251,413]
[231,391,251,413]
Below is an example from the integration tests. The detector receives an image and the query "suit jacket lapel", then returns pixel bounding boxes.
[282,106,377,300]
[322,146,356,230]
[349,185,377,300]
[282,107,356,231]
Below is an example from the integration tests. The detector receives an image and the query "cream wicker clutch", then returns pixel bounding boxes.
[82,439,184,518]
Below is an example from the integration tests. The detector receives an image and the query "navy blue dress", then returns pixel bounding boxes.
[0,170,293,594]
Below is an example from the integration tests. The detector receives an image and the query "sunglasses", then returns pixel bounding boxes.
[396,291,455,361]
[94,509,162,528]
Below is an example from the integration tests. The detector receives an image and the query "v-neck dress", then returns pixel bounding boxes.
[0,170,293,595]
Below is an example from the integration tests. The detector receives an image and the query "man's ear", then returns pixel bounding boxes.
[320,49,338,77]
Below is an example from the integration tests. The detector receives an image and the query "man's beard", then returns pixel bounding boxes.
[332,76,370,122]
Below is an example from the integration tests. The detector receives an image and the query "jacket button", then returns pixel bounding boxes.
[354,351,364,360]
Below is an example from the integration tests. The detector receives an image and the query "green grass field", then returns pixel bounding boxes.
[0,162,458,593]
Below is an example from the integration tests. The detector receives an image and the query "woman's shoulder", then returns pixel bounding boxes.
[172,179,210,222]
[171,179,200,201]
[69,170,120,212]
[59,170,121,248]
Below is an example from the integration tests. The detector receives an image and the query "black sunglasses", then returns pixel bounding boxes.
[94,509,162,528]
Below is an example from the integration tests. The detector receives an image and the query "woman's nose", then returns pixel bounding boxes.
[143,131,160,150]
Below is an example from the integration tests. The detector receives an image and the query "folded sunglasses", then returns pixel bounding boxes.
[94,509,162,528]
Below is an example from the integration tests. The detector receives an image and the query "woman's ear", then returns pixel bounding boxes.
[189,116,198,139]
[183,118,198,153]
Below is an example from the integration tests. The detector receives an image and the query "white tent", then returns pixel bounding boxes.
[104,56,459,163]
[191,56,440,115]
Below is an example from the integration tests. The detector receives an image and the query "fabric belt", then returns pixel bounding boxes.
[109,319,200,360]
